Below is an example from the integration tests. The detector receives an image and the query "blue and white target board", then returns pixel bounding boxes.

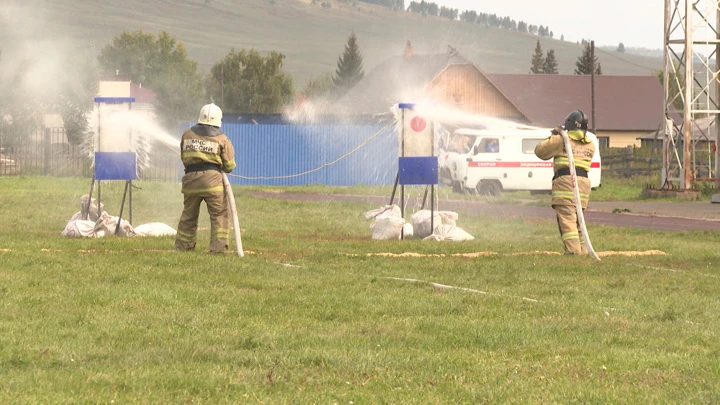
[93,97,137,180]
[397,103,437,185]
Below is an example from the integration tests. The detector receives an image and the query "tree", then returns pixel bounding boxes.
[0,51,38,148]
[574,42,602,75]
[333,32,365,96]
[617,43,626,53]
[530,40,545,74]
[57,49,98,145]
[206,49,294,114]
[439,6,458,20]
[460,10,477,23]
[98,30,204,128]
[299,73,334,101]
[542,49,558,74]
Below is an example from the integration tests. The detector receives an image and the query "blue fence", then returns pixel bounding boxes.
[218,124,398,186]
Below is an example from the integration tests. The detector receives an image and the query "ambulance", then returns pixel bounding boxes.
[438,126,602,195]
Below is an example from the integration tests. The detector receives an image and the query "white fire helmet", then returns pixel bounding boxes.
[198,103,222,127]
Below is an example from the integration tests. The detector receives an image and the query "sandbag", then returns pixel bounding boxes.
[372,216,405,240]
[423,224,475,242]
[134,222,177,237]
[80,194,104,221]
[411,209,458,239]
[61,219,97,238]
[364,205,405,240]
[364,205,401,221]
[94,212,136,237]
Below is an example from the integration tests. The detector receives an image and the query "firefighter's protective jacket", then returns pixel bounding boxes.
[179,124,236,195]
[534,130,595,208]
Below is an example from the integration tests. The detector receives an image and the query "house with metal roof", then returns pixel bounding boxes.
[334,48,664,148]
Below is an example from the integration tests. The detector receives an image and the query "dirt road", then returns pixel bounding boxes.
[249,192,720,232]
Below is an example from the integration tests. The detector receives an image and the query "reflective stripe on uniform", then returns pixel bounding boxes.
[181,185,225,194]
[181,151,223,165]
[212,227,230,239]
[553,157,591,171]
[176,229,196,243]
[223,160,236,172]
[562,231,580,241]
[552,190,590,203]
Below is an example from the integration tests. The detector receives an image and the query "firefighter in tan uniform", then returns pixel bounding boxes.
[175,103,236,253]
[534,110,595,255]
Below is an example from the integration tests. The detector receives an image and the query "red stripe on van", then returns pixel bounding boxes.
[468,161,553,168]
[467,161,601,169]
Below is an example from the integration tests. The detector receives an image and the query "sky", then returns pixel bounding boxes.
[431,0,665,49]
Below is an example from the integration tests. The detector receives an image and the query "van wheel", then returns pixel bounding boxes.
[477,181,502,196]
[452,182,463,194]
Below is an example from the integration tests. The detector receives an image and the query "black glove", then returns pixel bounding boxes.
[551,125,563,135]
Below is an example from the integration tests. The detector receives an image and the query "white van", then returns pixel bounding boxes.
[438,127,602,195]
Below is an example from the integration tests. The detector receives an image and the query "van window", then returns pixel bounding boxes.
[449,135,476,153]
[522,138,543,154]
[480,138,499,153]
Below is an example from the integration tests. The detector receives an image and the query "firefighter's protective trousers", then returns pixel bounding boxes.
[175,124,236,253]
[534,131,596,255]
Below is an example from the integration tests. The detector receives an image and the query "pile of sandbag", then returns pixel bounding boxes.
[61,195,177,238]
[411,209,474,241]
[363,206,474,241]
[364,205,406,240]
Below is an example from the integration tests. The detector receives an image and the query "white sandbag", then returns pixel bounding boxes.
[61,219,97,237]
[402,223,414,238]
[80,194,104,221]
[423,224,475,242]
[134,222,177,237]
[364,205,401,221]
[94,212,136,237]
[372,216,405,240]
[411,210,459,238]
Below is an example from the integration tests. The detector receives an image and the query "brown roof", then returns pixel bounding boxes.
[130,83,157,104]
[487,74,664,131]
[334,52,471,115]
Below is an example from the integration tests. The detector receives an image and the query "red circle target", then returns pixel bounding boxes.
[410,116,426,132]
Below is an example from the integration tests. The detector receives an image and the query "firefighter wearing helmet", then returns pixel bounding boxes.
[534,110,596,255]
[175,103,237,253]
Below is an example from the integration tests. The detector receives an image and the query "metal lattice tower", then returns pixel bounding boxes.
[663,0,720,189]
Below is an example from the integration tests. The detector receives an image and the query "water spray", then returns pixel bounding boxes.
[560,129,600,261]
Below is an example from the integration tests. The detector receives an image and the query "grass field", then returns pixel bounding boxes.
[1,176,720,403]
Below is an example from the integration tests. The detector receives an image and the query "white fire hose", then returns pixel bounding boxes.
[559,130,600,261]
[222,173,244,257]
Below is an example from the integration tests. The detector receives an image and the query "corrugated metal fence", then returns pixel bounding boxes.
[218,123,398,186]
[1,124,399,186]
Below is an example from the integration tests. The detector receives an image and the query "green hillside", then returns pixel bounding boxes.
[1,0,663,88]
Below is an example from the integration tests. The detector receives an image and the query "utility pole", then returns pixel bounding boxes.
[220,64,224,110]
[590,40,596,134]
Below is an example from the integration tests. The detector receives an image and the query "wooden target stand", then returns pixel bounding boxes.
[389,103,438,239]
[82,97,137,235]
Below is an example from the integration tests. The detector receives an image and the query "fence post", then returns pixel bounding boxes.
[43,128,51,176]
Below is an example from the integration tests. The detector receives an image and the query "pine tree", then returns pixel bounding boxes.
[542,49,558,74]
[530,40,544,74]
[333,32,365,96]
[574,42,602,75]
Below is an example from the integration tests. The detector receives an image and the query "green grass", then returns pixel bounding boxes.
[1,176,720,403]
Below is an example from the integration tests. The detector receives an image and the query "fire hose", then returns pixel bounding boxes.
[559,130,600,261]
[222,173,244,257]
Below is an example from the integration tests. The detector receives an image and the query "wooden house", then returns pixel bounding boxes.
[335,46,664,148]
